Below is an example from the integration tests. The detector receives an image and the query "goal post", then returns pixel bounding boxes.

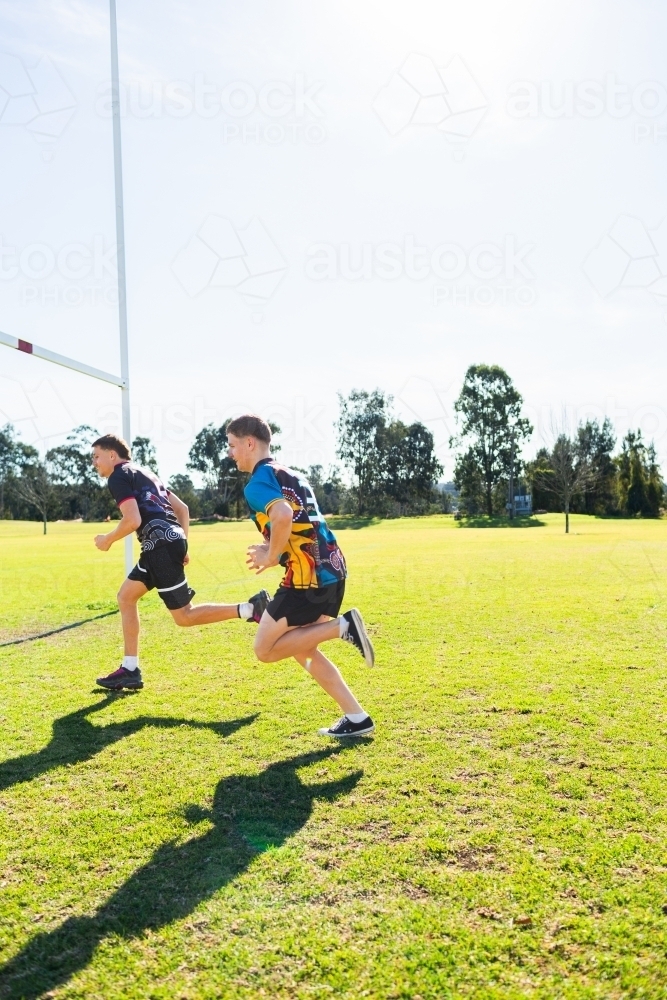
[0,0,134,575]
[109,0,132,576]
[0,328,134,574]
[0,331,125,388]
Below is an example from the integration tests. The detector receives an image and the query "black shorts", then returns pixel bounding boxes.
[128,539,195,610]
[266,580,345,627]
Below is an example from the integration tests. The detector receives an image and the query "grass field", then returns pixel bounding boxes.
[1,514,667,999]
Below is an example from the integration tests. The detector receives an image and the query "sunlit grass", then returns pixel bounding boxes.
[0,514,666,998]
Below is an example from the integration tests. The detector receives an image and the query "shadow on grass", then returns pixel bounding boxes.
[326,515,381,530]
[0,698,257,794]
[455,515,546,529]
[0,748,361,1000]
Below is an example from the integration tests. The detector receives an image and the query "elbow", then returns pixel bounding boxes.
[129,515,142,531]
[171,497,188,519]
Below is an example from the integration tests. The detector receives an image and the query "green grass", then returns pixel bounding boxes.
[1,514,667,999]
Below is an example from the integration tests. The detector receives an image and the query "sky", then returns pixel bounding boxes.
[0,0,666,484]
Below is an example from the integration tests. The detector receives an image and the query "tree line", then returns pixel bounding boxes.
[0,366,663,531]
[0,425,159,533]
[450,364,663,531]
[0,395,448,529]
[182,393,446,519]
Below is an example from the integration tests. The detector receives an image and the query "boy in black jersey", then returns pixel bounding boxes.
[91,435,268,690]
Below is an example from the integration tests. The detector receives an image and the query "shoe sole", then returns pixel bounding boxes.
[248,590,272,623]
[349,608,375,667]
[318,725,375,738]
[96,680,144,690]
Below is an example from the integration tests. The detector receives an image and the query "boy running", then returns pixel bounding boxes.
[226,415,376,738]
[91,434,269,691]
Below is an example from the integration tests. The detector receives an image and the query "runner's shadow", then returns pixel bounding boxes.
[0,699,257,794]
[0,748,361,999]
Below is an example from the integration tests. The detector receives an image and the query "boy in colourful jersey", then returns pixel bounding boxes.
[226,414,375,738]
[91,434,269,691]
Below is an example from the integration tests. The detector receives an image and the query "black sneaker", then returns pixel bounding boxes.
[318,715,375,738]
[96,665,144,690]
[245,589,271,623]
[341,609,375,667]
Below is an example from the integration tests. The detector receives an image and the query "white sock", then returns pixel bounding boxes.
[338,616,349,638]
[346,711,367,723]
[238,602,253,620]
[123,656,139,671]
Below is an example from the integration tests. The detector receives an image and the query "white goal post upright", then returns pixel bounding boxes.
[0,1,134,576]
[109,0,133,577]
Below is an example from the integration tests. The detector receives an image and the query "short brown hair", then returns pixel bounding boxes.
[91,434,131,460]
[226,414,272,444]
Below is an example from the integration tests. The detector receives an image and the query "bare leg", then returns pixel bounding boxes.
[254,615,340,663]
[254,614,363,715]
[117,578,148,656]
[294,648,363,715]
[170,603,242,627]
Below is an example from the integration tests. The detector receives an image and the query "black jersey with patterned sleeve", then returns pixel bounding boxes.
[106,461,181,540]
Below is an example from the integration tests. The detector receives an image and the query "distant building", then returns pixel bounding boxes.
[507,492,532,515]
[437,481,459,511]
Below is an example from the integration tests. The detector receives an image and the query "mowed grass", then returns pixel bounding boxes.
[1,514,667,999]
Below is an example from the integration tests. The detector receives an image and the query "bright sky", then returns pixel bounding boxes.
[0,0,665,483]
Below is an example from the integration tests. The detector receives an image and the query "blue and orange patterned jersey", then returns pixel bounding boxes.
[244,458,347,590]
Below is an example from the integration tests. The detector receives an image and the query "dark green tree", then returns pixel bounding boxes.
[131,436,159,473]
[646,443,664,516]
[188,420,280,517]
[47,425,116,520]
[382,421,443,512]
[187,423,246,517]
[627,441,648,516]
[0,423,38,517]
[574,419,617,514]
[453,447,486,515]
[525,447,556,513]
[450,365,532,517]
[616,430,662,517]
[336,391,442,516]
[336,389,391,515]
[166,474,201,518]
[295,465,347,515]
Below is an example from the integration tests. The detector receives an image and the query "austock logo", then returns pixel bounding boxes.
[171,215,287,305]
[583,215,667,308]
[95,74,326,145]
[0,235,118,307]
[372,53,487,157]
[305,235,536,307]
[0,53,76,159]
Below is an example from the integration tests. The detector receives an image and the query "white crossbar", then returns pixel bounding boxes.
[0,330,125,388]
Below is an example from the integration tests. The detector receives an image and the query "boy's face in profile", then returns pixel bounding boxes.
[227,433,258,473]
[92,446,119,479]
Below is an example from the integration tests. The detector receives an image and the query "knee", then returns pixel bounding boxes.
[117,589,136,609]
[253,638,274,663]
[170,608,191,627]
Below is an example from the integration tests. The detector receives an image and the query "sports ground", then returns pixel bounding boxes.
[1,514,666,999]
